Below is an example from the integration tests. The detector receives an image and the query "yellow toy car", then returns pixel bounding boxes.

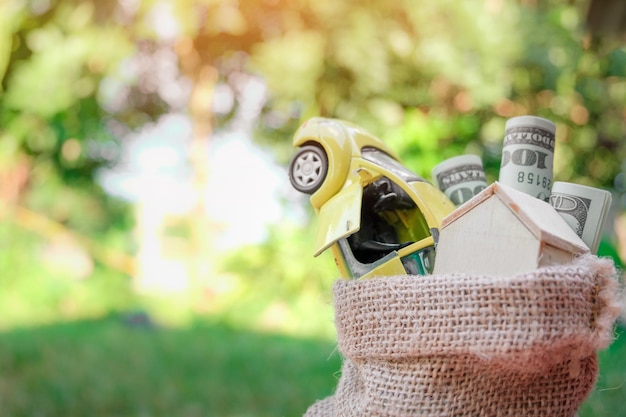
[289,117,455,279]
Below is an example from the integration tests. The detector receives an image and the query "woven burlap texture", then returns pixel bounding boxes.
[304,255,621,417]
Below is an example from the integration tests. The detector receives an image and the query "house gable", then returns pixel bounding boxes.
[434,196,541,276]
[442,182,589,255]
[434,182,590,277]
[491,183,588,255]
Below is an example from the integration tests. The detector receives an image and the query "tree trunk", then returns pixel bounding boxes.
[187,64,219,286]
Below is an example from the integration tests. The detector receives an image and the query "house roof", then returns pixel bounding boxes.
[441,182,590,255]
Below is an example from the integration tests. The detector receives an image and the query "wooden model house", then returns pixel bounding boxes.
[433,182,589,277]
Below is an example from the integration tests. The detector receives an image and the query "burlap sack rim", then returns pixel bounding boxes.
[333,255,620,366]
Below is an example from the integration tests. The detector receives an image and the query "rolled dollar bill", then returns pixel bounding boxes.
[549,181,612,254]
[498,116,555,202]
[431,155,487,205]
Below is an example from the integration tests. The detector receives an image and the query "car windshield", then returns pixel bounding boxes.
[361,147,424,183]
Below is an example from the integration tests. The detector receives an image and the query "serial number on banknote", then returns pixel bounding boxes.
[516,171,551,189]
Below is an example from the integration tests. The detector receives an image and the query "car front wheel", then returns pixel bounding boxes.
[288,144,328,194]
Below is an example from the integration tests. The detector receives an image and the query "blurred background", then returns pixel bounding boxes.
[0,0,625,416]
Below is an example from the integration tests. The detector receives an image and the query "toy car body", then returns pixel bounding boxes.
[289,117,455,279]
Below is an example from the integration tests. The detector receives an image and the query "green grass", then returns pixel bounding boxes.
[0,317,341,417]
[580,324,626,417]
[0,317,624,417]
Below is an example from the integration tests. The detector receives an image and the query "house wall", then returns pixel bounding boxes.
[433,197,541,277]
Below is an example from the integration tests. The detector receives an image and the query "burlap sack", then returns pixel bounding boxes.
[305,255,621,417]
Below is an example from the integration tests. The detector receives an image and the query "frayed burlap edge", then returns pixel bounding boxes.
[304,255,621,417]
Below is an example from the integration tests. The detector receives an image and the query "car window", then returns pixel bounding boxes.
[361,147,425,183]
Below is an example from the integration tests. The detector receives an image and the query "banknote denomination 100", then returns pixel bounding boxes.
[498,115,555,202]
[549,181,612,254]
[432,155,487,206]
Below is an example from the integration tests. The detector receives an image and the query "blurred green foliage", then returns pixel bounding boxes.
[0,0,138,285]
[219,223,337,338]
[251,1,626,192]
[0,0,623,328]
[0,0,623,303]
[0,220,134,330]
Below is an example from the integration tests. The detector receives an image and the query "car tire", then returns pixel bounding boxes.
[288,144,329,194]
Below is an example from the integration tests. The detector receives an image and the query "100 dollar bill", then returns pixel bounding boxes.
[550,181,612,254]
[432,155,487,206]
[499,116,555,202]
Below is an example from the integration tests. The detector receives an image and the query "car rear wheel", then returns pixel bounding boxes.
[289,144,328,194]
